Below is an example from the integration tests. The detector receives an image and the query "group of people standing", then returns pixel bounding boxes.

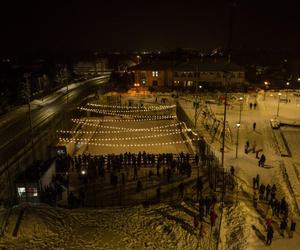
[252,174,296,245]
[193,195,219,237]
[244,139,266,167]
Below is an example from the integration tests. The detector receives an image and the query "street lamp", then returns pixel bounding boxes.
[264,81,270,101]
[194,84,202,128]
[235,97,243,158]
[276,92,282,117]
[286,82,290,103]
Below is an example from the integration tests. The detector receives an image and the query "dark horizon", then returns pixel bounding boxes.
[1,0,300,56]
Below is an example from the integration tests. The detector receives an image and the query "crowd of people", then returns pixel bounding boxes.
[252,174,296,245]
[67,151,198,185]
[244,139,266,167]
[59,152,200,207]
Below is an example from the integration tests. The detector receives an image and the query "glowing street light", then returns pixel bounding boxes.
[276,92,282,117]
[264,81,270,100]
[235,97,243,158]
[286,82,290,102]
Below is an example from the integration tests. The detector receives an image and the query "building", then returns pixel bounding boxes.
[73,58,108,76]
[131,58,245,90]
[173,58,245,90]
[130,60,175,89]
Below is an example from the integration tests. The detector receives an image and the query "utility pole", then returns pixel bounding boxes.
[194,65,198,128]
[24,73,34,160]
[217,1,238,249]
[235,97,243,158]
[276,92,282,117]
[66,79,69,105]
[194,64,202,128]
[221,75,228,168]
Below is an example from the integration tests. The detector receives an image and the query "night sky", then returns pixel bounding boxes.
[1,0,299,55]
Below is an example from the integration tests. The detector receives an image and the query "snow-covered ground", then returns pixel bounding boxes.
[179,90,300,249]
[1,90,300,249]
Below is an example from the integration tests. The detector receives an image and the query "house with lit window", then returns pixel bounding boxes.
[173,58,245,90]
[130,57,245,90]
[130,60,175,89]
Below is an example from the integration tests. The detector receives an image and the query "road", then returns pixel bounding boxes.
[0,75,110,168]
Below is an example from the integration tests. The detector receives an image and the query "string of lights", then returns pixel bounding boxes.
[71,117,184,123]
[87,103,176,110]
[58,131,183,141]
[71,119,183,130]
[57,127,189,134]
[59,137,199,147]
[77,107,177,118]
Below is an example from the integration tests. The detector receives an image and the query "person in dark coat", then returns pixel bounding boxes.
[230,166,235,176]
[253,190,258,208]
[199,203,205,222]
[280,219,288,237]
[197,177,203,196]
[210,209,218,227]
[256,174,260,189]
[253,177,256,189]
[265,184,271,201]
[259,184,266,200]
[289,221,296,238]
[258,154,266,167]
[266,226,274,245]
[271,184,277,199]
[253,122,256,131]
[195,153,199,165]
[204,196,211,216]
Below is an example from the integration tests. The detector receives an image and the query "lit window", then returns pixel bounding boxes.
[152,71,159,77]
[27,187,38,197]
[18,187,26,197]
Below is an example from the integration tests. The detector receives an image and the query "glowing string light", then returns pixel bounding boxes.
[57,127,187,134]
[77,107,176,118]
[71,119,183,130]
[57,131,183,141]
[87,103,176,110]
[59,137,200,147]
[72,117,184,123]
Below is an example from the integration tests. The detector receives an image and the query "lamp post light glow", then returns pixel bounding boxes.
[276,92,282,117]
[264,81,270,101]
[286,82,290,102]
[235,97,243,158]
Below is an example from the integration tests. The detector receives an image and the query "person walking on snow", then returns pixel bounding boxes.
[258,154,266,167]
[210,209,218,227]
[280,219,287,237]
[256,174,259,189]
[266,184,271,201]
[253,190,258,208]
[266,226,274,245]
[252,141,257,153]
[193,215,199,228]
